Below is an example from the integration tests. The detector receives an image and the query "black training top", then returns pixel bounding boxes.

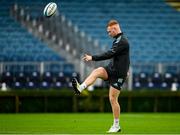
[92,33,130,78]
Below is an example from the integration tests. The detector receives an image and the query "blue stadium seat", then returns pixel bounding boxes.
[1,72,14,87]
[15,72,26,83]
[53,81,63,89]
[28,71,40,82]
[42,72,53,83]
[26,81,37,89]
[13,81,23,89]
[151,72,163,88]
[40,81,51,89]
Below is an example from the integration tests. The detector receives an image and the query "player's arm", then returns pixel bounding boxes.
[82,45,120,62]
[82,50,115,62]
[91,43,128,61]
[83,54,93,61]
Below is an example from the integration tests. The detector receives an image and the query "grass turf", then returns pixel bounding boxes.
[0,113,180,134]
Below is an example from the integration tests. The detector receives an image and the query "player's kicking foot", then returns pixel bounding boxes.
[71,78,81,95]
[107,126,121,133]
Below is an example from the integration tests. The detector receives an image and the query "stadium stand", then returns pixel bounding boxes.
[57,0,180,64]
[0,0,179,90]
[57,0,180,89]
[12,0,180,63]
[0,0,77,89]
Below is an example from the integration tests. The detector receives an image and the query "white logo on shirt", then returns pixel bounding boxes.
[118,78,123,83]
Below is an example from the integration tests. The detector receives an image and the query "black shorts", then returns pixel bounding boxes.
[103,66,126,90]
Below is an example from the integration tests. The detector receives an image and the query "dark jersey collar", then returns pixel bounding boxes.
[114,32,123,39]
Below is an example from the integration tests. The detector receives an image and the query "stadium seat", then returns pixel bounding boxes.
[163,73,174,87]
[26,81,37,89]
[139,72,148,85]
[28,71,40,82]
[151,72,162,88]
[1,72,14,87]
[147,81,155,89]
[40,81,50,89]
[15,72,27,83]
[161,82,169,89]
[42,71,53,83]
[55,72,67,85]
[53,81,63,89]
[13,81,23,89]
[134,81,142,90]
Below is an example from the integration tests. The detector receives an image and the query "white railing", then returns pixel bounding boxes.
[131,63,180,74]
[0,61,69,75]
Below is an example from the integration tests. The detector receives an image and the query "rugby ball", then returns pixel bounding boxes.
[43,2,57,17]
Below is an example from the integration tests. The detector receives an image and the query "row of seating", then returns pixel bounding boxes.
[58,0,180,64]
[0,53,64,62]
[133,81,179,90]
[2,81,72,90]
[0,71,80,89]
[10,0,180,68]
[0,0,180,91]
[133,72,180,90]
[0,2,66,63]
[1,70,179,90]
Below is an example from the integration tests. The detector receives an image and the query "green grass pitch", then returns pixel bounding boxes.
[0,113,180,134]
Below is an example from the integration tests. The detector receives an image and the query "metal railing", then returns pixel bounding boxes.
[0,61,70,75]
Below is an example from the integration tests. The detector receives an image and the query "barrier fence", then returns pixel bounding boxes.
[0,90,180,113]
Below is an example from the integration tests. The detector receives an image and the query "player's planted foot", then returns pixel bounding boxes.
[72,78,81,95]
[107,125,121,133]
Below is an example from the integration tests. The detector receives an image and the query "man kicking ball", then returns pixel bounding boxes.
[72,19,130,133]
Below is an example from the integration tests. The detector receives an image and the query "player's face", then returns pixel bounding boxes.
[107,26,116,38]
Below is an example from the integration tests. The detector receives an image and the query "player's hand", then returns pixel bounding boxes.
[83,54,92,62]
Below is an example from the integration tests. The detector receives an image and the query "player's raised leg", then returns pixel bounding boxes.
[107,86,121,133]
[72,67,108,95]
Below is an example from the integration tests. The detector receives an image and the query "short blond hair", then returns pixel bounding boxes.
[107,19,119,27]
